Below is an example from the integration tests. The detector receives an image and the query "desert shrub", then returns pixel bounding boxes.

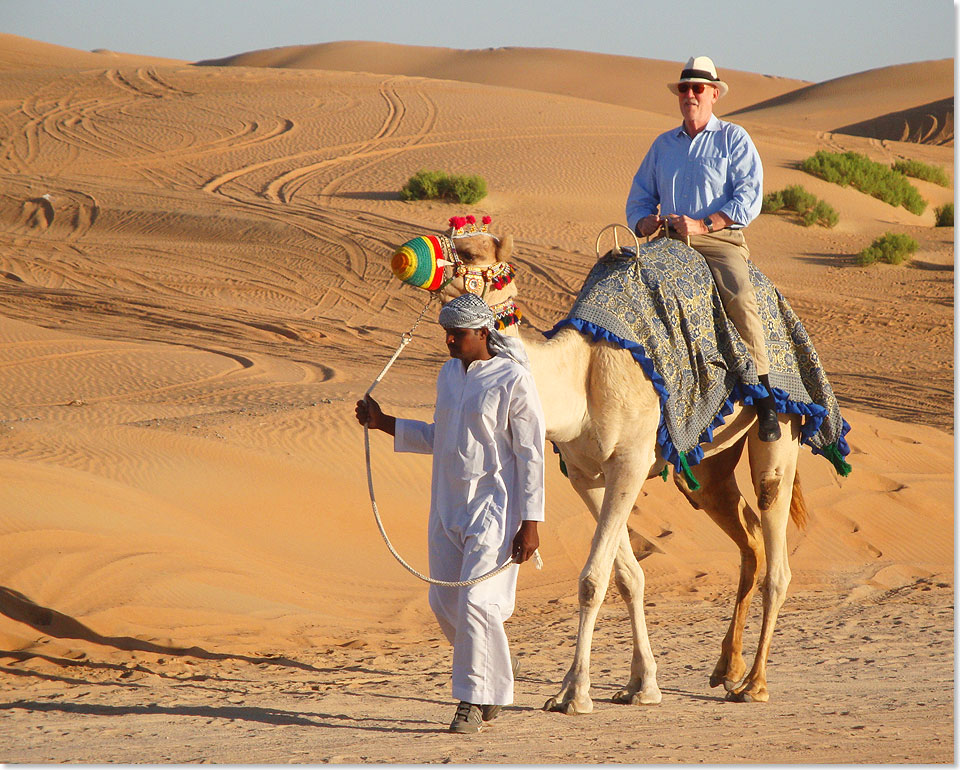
[441,174,487,205]
[857,232,918,266]
[934,202,953,227]
[811,199,839,228]
[892,159,951,187]
[762,185,838,227]
[400,169,488,204]
[400,169,444,201]
[780,185,818,213]
[800,150,927,215]
[760,190,784,214]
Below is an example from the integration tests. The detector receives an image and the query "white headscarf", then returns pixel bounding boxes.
[438,293,530,370]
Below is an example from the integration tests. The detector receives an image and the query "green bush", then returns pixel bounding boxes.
[400,169,444,200]
[762,184,838,227]
[811,199,839,228]
[934,202,953,227]
[400,169,488,204]
[857,232,919,266]
[760,190,784,214]
[800,150,927,215]
[892,159,951,187]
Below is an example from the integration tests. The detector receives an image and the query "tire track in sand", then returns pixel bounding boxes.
[264,76,413,204]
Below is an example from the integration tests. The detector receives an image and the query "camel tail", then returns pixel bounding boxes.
[789,470,808,530]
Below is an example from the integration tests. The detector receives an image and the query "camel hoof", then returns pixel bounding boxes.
[543,696,592,715]
[710,674,740,691]
[725,688,768,703]
[613,688,662,706]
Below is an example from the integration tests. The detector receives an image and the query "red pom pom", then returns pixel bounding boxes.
[466,215,476,225]
[448,217,458,227]
[482,215,492,225]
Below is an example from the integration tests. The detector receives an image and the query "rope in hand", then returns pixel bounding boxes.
[362,295,541,587]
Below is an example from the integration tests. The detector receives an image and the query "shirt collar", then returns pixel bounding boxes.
[675,114,721,137]
[464,354,499,373]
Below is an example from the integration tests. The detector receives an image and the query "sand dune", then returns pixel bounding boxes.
[834,96,954,146]
[197,40,810,117]
[730,59,954,143]
[0,34,953,763]
[0,32,182,72]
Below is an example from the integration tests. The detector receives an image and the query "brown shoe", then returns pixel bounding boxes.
[449,701,483,734]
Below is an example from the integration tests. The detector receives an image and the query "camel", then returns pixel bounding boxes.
[392,223,809,710]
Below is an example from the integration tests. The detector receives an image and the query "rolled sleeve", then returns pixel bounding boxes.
[394,418,435,455]
[508,371,546,522]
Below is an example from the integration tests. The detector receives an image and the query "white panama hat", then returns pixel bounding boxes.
[668,56,729,98]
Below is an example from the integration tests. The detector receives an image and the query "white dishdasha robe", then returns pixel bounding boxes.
[394,353,545,706]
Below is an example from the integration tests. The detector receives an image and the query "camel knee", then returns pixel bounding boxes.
[614,563,644,603]
[578,573,605,608]
[755,470,784,511]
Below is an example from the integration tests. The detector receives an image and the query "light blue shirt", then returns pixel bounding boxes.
[625,115,763,231]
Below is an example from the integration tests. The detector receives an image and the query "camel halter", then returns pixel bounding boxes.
[362,294,541,587]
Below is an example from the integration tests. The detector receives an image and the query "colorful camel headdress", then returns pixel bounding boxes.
[391,214,498,290]
[448,214,498,243]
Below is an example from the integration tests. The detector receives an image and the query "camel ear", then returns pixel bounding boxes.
[497,234,514,262]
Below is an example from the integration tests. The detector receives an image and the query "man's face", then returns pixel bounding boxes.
[678,82,718,125]
[444,326,489,363]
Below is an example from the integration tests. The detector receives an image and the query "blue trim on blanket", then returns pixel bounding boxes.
[544,317,852,475]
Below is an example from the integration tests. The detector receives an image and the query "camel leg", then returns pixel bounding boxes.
[726,417,800,703]
[557,470,662,709]
[674,437,764,693]
[544,458,648,715]
[610,525,662,705]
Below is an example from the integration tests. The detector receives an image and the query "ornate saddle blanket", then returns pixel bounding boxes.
[545,237,851,479]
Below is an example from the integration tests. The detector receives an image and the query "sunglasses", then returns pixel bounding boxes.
[678,83,708,94]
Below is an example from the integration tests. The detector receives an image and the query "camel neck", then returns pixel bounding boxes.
[519,328,591,441]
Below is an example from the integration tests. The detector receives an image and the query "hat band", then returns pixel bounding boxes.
[680,68,719,82]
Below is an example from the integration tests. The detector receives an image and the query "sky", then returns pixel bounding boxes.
[2,0,956,83]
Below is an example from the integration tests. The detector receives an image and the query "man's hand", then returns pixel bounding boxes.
[665,214,708,237]
[636,214,664,238]
[512,520,539,564]
[355,395,396,435]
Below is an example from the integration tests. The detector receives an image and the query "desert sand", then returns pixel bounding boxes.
[0,35,953,763]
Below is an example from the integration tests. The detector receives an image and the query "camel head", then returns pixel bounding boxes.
[390,215,522,335]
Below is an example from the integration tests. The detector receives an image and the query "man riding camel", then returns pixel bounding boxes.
[625,55,781,441]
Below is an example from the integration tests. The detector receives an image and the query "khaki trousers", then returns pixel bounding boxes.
[669,229,770,376]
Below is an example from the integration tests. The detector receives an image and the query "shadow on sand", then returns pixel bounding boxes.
[0,586,323,673]
[0,700,438,732]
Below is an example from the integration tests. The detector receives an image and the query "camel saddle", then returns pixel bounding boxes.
[545,237,852,477]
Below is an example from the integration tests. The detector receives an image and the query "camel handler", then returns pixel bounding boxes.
[355,292,546,734]
[625,55,781,441]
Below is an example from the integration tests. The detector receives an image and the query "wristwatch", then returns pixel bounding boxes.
[703,216,715,233]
